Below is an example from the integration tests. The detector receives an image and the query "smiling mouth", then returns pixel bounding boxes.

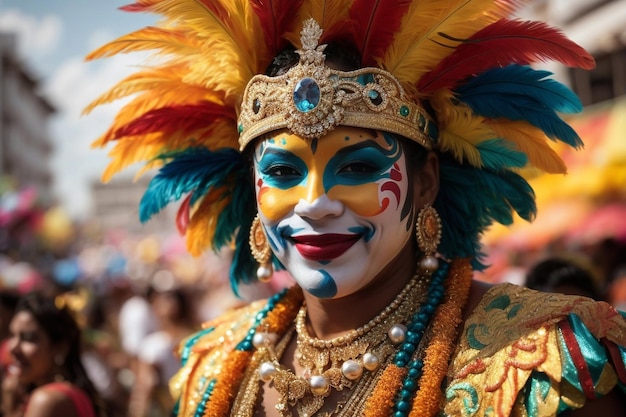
[292,234,361,261]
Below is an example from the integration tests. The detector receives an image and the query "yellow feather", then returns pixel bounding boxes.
[438,116,494,168]
[85,26,203,61]
[285,0,355,46]
[101,134,163,182]
[148,0,267,77]
[431,91,493,167]
[383,0,521,87]
[187,189,230,255]
[83,65,218,115]
[489,120,567,174]
[99,120,238,182]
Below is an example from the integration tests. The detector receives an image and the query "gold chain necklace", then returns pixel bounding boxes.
[253,272,431,417]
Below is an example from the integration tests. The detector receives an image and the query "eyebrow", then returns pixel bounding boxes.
[333,138,395,158]
[258,147,296,160]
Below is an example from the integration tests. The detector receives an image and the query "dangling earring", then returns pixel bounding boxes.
[416,204,441,272]
[54,354,65,381]
[249,214,273,283]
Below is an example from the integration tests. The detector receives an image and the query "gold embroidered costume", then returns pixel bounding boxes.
[170,284,626,417]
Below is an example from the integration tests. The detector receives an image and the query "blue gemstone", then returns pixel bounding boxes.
[396,351,410,363]
[396,400,411,411]
[293,78,320,112]
[408,368,421,379]
[403,379,417,391]
[399,389,412,399]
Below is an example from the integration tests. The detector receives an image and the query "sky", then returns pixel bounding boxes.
[0,0,157,219]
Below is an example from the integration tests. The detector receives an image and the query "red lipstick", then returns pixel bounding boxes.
[292,234,360,261]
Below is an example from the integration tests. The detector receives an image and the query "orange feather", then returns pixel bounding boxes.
[489,120,567,174]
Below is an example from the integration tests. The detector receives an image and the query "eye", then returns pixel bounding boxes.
[338,161,378,174]
[265,165,301,178]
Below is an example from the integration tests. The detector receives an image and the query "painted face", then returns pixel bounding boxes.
[6,311,57,386]
[253,127,415,299]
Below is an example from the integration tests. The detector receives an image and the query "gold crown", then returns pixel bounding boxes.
[237,19,437,151]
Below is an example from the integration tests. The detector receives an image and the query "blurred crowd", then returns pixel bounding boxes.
[0,177,284,417]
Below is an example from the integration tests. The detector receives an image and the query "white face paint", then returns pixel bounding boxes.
[253,127,415,299]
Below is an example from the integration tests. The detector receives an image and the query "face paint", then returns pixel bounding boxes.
[253,127,414,299]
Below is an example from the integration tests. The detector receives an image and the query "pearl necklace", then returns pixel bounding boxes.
[254,272,431,417]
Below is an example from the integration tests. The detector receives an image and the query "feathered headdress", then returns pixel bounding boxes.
[85,0,594,292]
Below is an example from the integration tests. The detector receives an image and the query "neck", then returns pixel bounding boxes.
[301,242,418,340]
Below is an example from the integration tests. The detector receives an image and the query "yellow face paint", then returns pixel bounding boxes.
[254,127,404,222]
[252,126,415,299]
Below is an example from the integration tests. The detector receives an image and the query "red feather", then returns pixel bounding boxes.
[348,0,412,66]
[418,19,596,94]
[176,193,192,235]
[114,102,236,138]
[251,0,304,57]
[119,1,158,12]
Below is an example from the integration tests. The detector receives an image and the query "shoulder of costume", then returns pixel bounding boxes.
[445,282,626,416]
[460,283,626,356]
[168,297,268,398]
[174,298,270,361]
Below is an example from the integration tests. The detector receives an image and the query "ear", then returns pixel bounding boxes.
[413,151,439,208]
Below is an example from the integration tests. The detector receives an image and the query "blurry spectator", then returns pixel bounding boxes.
[590,238,626,308]
[117,277,158,388]
[81,295,129,417]
[0,291,19,369]
[0,291,19,415]
[119,289,158,360]
[1,292,107,417]
[128,272,197,417]
[525,255,603,300]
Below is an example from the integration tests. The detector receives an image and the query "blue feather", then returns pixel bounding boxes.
[476,139,527,170]
[435,153,536,268]
[456,65,584,148]
[139,147,247,222]
[139,147,258,293]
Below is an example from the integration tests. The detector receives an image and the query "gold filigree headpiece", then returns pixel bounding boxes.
[237,19,437,151]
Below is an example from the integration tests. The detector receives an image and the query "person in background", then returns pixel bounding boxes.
[0,291,19,371]
[525,256,604,300]
[87,1,626,416]
[0,290,19,417]
[128,272,197,417]
[1,292,107,417]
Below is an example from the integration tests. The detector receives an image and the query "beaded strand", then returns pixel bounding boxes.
[392,262,450,416]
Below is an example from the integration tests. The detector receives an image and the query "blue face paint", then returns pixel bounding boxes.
[323,138,401,189]
[256,148,308,190]
[306,270,338,299]
[348,225,375,243]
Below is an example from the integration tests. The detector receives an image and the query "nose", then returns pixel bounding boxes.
[294,194,344,220]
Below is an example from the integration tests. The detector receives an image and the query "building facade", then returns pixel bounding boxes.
[0,32,56,205]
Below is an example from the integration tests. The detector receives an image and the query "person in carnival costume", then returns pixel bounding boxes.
[85,1,626,416]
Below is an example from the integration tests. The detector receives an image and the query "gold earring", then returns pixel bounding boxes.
[249,214,273,282]
[416,204,441,272]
